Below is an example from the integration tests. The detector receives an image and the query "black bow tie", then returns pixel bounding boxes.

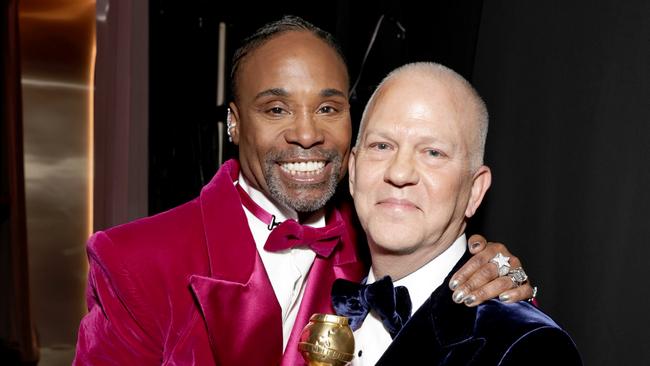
[331,276,412,339]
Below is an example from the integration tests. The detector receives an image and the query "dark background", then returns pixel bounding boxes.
[147,1,650,365]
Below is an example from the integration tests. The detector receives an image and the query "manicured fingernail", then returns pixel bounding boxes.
[450,279,460,290]
[499,293,510,302]
[453,291,466,303]
[471,241,481,249]
[464,295,476,306]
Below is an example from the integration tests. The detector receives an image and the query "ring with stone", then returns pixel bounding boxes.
[508,267,529,287]
[489,252,511,277]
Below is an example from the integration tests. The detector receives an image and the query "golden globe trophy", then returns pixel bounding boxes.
[298,313,355,366]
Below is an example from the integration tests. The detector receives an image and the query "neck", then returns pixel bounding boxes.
[298,209,326,225]
[370,223,466,281]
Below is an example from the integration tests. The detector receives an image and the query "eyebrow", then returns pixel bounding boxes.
[253,87,347,101]
[364,129,454,148]
[254,88,288,100]
[320,88,347,98]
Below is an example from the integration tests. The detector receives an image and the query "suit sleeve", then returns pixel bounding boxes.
[499,326,583,366]
[73,232,161,365]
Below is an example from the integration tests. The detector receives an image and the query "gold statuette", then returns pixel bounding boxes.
[298,313,355,366]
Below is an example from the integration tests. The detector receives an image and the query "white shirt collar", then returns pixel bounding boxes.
[367,234,467,312]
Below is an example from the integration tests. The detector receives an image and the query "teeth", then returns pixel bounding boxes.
[281,161,325,174]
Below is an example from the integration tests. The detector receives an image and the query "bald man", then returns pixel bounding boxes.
[334,62,581,365]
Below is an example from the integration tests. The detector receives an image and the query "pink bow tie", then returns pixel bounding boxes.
[236,182,343,258]
[264,218,344,258]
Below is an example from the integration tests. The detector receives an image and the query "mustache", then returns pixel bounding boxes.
[264,147,342,162]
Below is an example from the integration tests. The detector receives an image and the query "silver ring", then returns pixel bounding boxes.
[508,267,528,287]
[529,286,538,302]
[489,252,511,277]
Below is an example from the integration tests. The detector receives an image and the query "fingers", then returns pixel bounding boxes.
[454,276,515,306]
[455,278,535,307]
[449,242,519,292]
[450,241,526,306]
[451,256,520,306]
[498,283,535,304]
[467,234,487,254]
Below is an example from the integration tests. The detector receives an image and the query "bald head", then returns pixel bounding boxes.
[356,62,488,170]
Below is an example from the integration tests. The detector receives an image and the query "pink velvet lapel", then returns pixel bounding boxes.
[189,160,283,366]
[280,209,367,366]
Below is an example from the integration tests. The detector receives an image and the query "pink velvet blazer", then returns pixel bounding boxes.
[73,160,366,365]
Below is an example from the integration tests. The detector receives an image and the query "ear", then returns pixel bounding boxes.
[348,147,357,197]
[229,101,241,145]
[465,165,492,218]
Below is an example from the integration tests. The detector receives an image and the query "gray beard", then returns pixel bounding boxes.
[263,148,343,213]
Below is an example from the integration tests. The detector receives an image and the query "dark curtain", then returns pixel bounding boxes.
[470,1,650,365]
[0,0,38,364]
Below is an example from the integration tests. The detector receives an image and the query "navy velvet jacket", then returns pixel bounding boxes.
[375,254,582,366]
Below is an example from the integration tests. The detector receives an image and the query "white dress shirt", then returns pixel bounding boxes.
[351,234,467,366]
[237,173,323,351]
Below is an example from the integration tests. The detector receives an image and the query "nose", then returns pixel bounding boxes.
[284,110,324,149]
[384,149,419,187]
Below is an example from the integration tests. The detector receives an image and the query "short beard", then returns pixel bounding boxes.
[264,148,343,213]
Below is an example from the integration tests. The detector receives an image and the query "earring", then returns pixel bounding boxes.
[226,107,236,142]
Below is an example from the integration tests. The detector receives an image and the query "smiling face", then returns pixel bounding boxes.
[349,67,491,276]
[229,31,351,213]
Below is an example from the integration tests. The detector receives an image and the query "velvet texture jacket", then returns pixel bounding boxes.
[73,159,366,365]
[375,253,582,366]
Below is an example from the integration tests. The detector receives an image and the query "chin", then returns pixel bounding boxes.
[367,229,422,255]
[277,187,334,213]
